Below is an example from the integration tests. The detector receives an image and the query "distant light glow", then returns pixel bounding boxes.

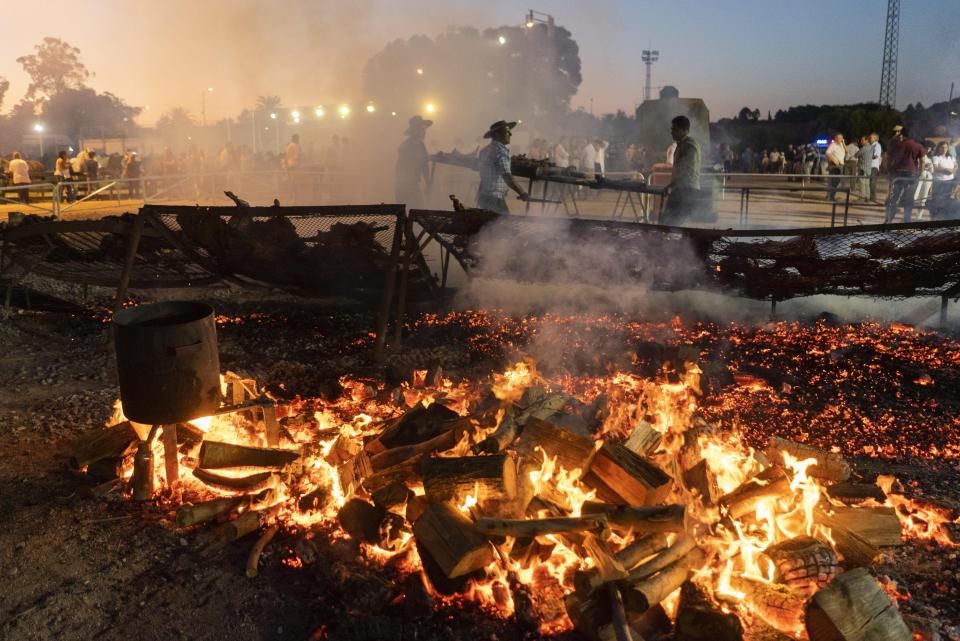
[416,68,424,75]
[498,35,507,45]
[33,123,44,132]
[339,104,350,118]
[315,107,325,118]
[270,112,277,120]
[291,110,300,119]
[526,20,535,28]
[207,86,214,92]
[366,104,376,113]
[424,102,436,114]
[391,111,397,116]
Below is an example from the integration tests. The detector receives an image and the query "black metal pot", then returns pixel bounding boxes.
[113,301,221,424]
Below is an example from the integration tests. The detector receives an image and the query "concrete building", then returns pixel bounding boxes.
[635,86,710,164]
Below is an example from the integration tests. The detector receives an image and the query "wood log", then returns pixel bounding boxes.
[626,535,696,582]
[719,473,792,521]
[581,504,685,534]
[620,546,706,614]
[412,502,494,578]
[162,424,179,487]
[472,406,519,454]
[263,404,280,448]
[683,459,719,505]
[825,482,886,505]
[729,575,806,635]
[221,509,262,542]
[623,420,661,457]
[816,504,902,547]
[607,584,634,641]
[86,456,123,481]
[405,494,429,524]
[514,416,598,475]
[616,532,670,570]
[475,514,607,538]
[361,454,420,493]
[192,468,274,492]
[584,443,672,507]
[675,580,744,641]
[176,496,244,527]
[129,434,156,501]
[371,482,414,513]
[371,402,461,451]
[805,567,912,641]
[198,441,300,469]
[369,429,456,472]
[765,436,850,482]
[71,421,138,469]
[245,523,279,578]
[815,510,881,568]
[336,449,373,494]
[422,454,517,504]
[763,536,839,594]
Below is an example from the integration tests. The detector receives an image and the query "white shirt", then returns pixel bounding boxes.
[554,143,569,168]
[9,158,30,184]
[869,142,882,170]
[932,155,956,181]
[580,143,597,169]
[595,140,609,174]
[666,142,677,165]
[826,141,845,168]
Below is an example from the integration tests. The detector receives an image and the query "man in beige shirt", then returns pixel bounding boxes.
[825,133,846,201]
[7,151,31,204]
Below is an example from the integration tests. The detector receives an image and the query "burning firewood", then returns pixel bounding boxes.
[368,429,458,471]
[815,504,902,547]
[804,567,913,641]
[825,482,887,505]
[623,420,662,457]
[728,575,806,635]
[683,459,719,505]
[578,504,686,533]
[337,498,405,549]
[474,514,608,538]
[626,535,697,582]
[619,546,707,614]
[675,580,744,641]
[765,437,851,482]
[763,536,839,594]
[411,502,494,578]
[192,468,274,492]
[370,482,414,513]
[422,454,517,505]
[514,416,598,473]
[719,471,792,520]
[176,496,245,528]
[198,440,300,470]
[70,420,138,469]
[583,443,672,506]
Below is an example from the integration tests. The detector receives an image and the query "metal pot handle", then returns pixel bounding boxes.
[171,341,204,356]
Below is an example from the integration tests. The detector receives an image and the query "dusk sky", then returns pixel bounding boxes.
[1,0,957,124]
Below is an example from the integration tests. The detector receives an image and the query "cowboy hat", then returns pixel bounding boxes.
[892,124,904,133]
[483,120,518,139]
[405,115,433,134]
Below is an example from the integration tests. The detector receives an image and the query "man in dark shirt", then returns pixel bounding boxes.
[661,115,701,225]
[884,125,926,223]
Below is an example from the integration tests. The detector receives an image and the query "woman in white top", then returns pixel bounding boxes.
[54,150,75,203]
[930,142,957,220]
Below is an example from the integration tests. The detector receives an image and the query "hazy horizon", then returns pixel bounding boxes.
[0,0,957,126]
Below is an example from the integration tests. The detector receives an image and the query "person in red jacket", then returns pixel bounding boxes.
[884,125,926,223]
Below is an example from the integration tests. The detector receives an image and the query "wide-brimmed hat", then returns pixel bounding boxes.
[483,120,518,139]
[892,124,904,133]
[405,116,433,134]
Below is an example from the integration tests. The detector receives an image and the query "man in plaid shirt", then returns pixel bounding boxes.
[476,120,529,214]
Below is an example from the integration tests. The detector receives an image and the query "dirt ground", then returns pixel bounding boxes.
[1,283,959,641]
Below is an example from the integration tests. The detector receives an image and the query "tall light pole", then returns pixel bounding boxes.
[641,49,660,102]
[33,123,45,158]
[201,86,213,126]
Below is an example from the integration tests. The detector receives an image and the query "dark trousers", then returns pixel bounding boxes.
[885,173,918,223]
[15,184,29,204]
[929,181,955,220]
[661,187,700,225]
[827,167,842,200]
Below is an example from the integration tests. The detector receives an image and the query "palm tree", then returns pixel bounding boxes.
[255,95,282,113]
[156,106,196,130]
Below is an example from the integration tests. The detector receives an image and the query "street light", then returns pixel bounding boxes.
[315,107,325,118]
[270,112,277,120]
[338,105,350,119]
[416,68,424,75]
[498,35,507,45]
[201,86,213,126]
[291,110,300,119]
[366,104,376,113]
[424,102,436,114]
[33,123,45,157]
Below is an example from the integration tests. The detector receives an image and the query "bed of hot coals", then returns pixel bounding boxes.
[67,309,960,641]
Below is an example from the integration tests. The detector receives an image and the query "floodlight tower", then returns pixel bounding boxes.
[878,0,900,108]
[641,49,660,103]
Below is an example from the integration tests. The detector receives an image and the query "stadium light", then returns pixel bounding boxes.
[424,102,436,114]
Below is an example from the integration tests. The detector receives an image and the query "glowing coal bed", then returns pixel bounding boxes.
[85,310,960,640]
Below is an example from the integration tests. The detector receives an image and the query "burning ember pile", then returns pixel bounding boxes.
[71,322,960,640]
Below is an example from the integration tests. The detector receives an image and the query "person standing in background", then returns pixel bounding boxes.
[661,115,701,225]
[929,142,957,220]
[553,137,570,169]
[8,151,31,204]
[394,116,432,208]
[883,125,925,223]
[476,119,529,214]
[825,134,846,201]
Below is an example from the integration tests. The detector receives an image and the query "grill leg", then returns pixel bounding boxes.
[770,298,777,319]
[941,295,949,328]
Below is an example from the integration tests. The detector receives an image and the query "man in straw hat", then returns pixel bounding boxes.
[395,115,433,208]
[476,119,529,214]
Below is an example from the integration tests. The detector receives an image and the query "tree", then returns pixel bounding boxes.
[16,37,91,100]
[362,24,582,137]
[156,107,197,148]
[41,88,141,140]
[255,95,283,113]
[0,76,9,111]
